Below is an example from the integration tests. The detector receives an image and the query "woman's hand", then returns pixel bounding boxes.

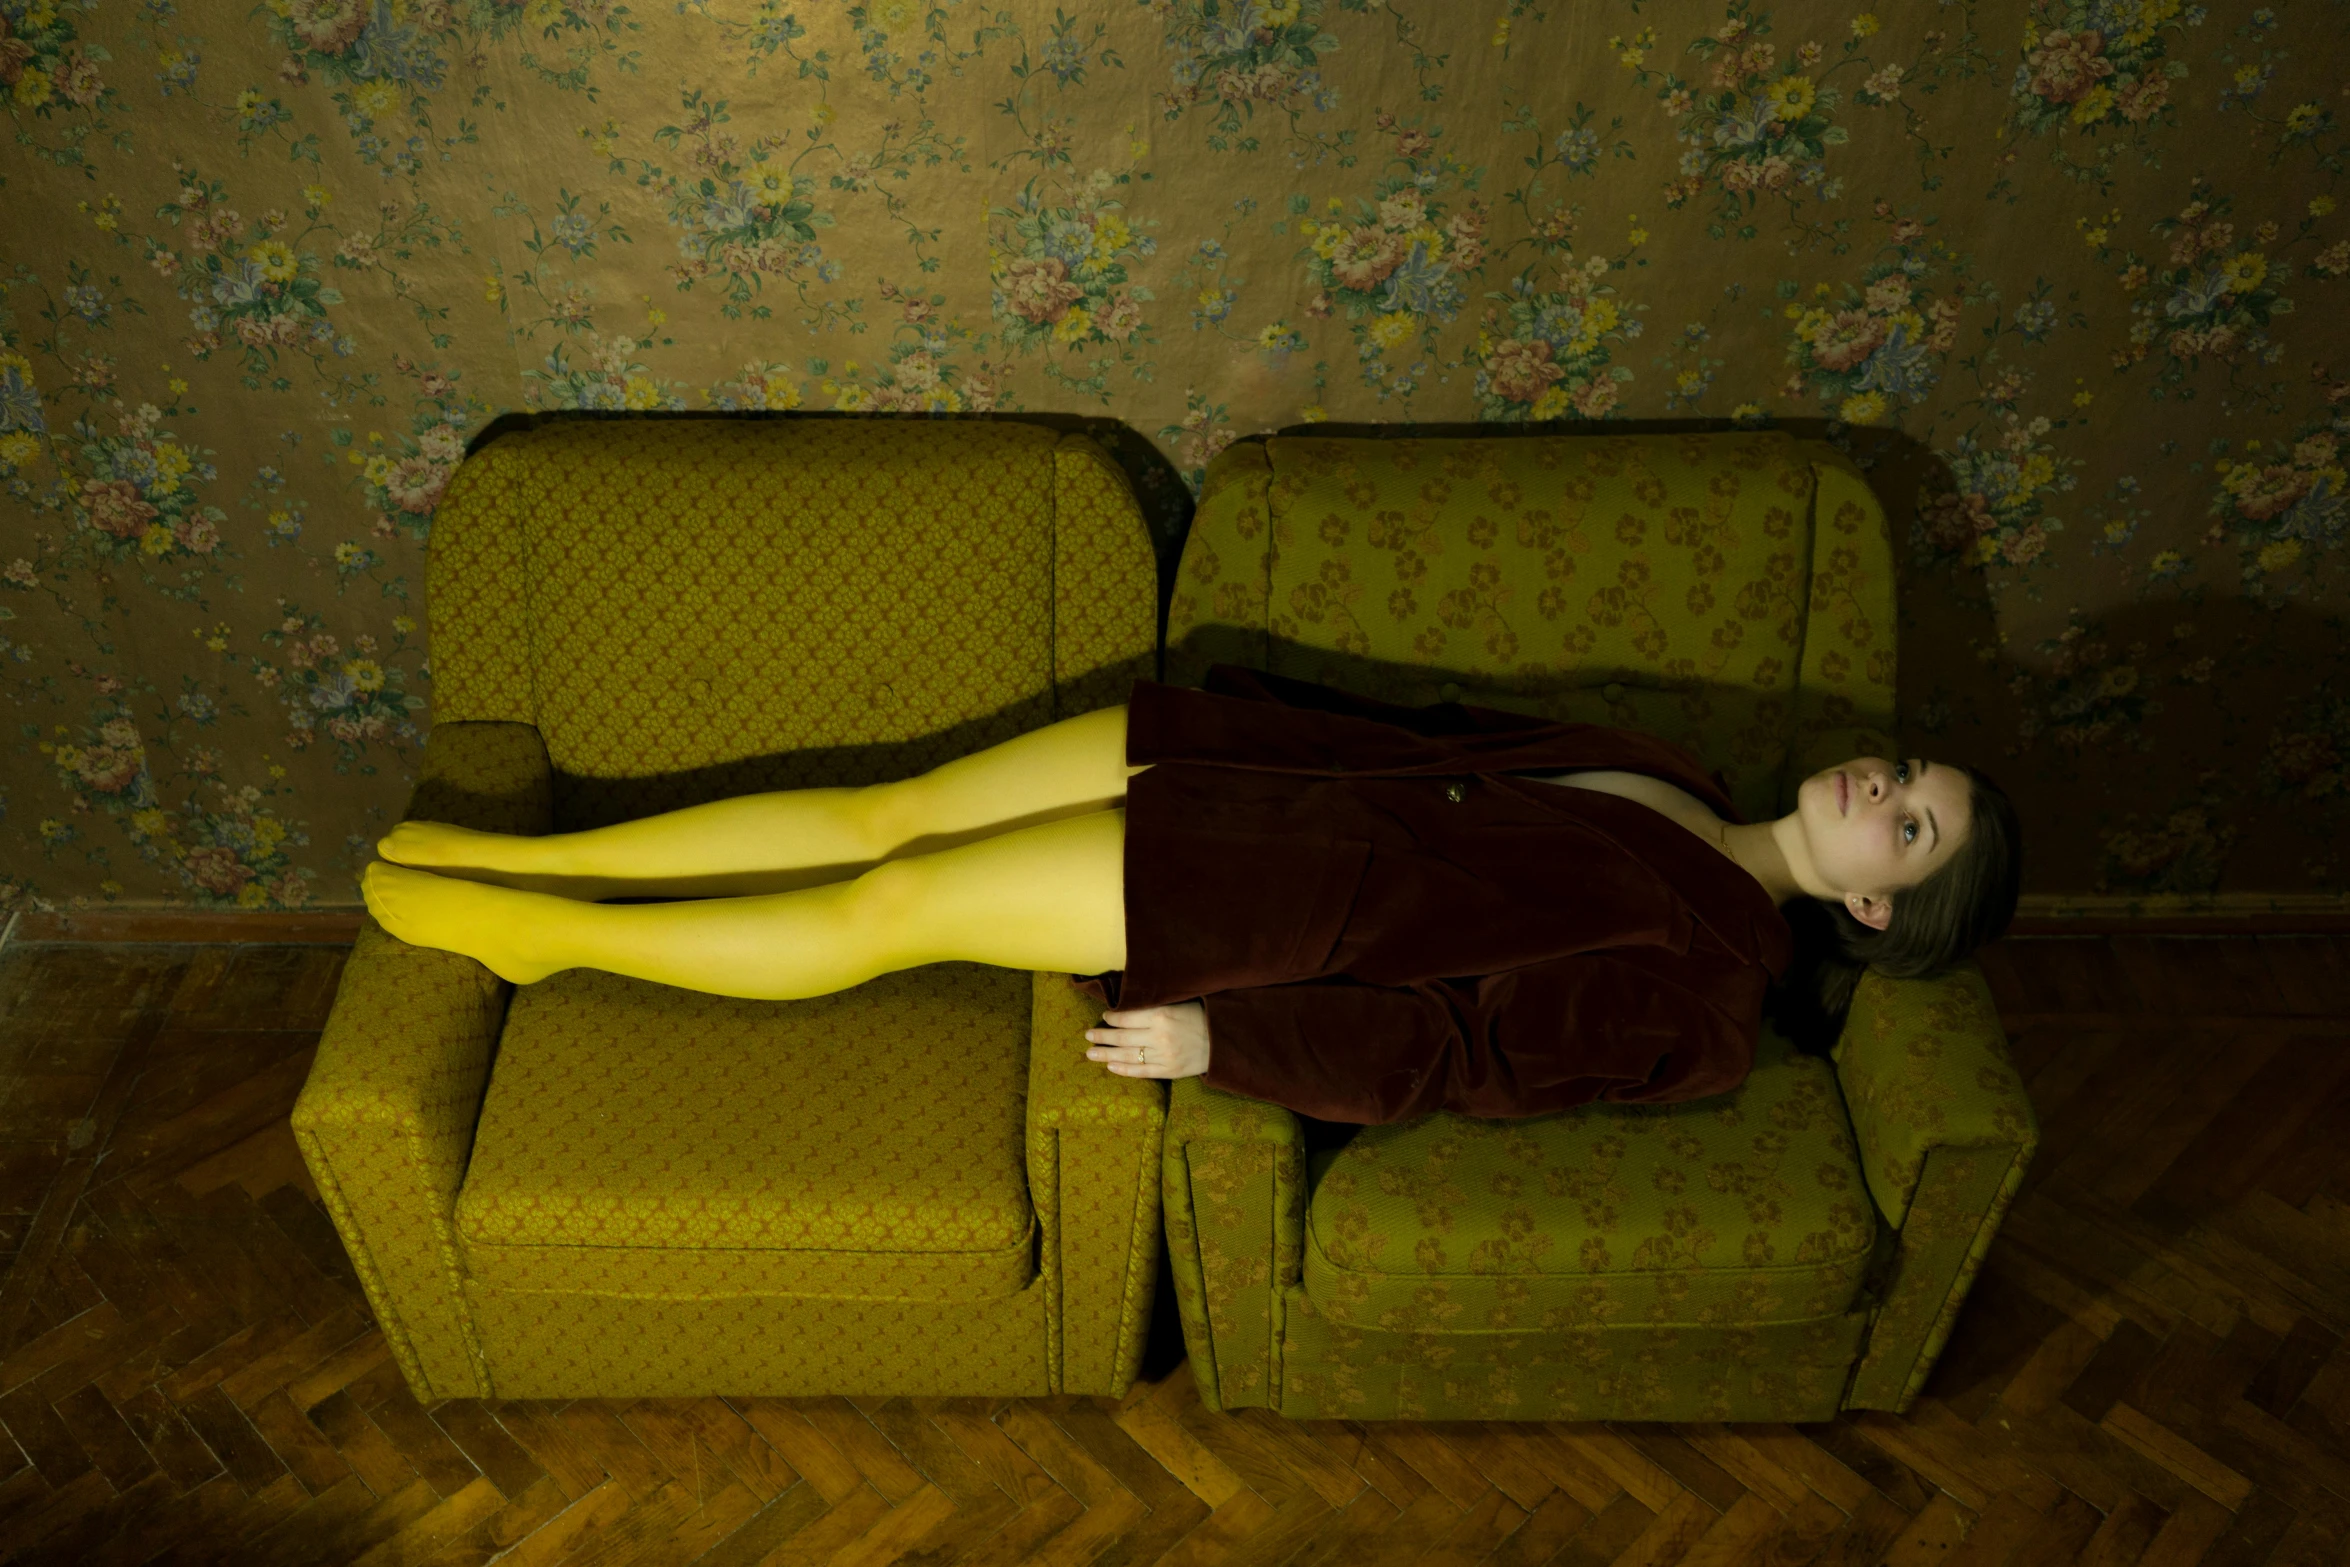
[1084,1001,1212,1079]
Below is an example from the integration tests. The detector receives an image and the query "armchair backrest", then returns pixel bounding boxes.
[424,417,1156,829]
[1167,430,1899,822]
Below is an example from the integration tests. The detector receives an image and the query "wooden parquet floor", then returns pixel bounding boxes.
[0,935,2345,1567]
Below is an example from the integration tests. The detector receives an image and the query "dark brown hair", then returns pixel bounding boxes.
[1763,761,2025,1057]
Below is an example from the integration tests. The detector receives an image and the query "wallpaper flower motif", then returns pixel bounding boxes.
[1146,0,1350,160]
[2004,0,2202,181]
[2211,422,2347,597]
[1782,245,1963,424]
[2109,186,2308,400]
[1298,115,1488,400]
[2,0,121,170]
[0,0,2347,918]
[1618,5,1910,246]
[990,170,1158,398]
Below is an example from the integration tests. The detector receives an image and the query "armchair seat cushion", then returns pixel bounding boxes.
[1302,1033,1876,1332]
[455,965,1037,1303]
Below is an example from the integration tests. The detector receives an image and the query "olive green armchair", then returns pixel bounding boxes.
[1159,430,2038,1422]
[293,416,1167,1400]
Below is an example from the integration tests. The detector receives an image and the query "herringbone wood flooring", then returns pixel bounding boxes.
[0,935,2345,1567]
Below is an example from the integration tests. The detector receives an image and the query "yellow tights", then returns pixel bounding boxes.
[360,703,1150,1001]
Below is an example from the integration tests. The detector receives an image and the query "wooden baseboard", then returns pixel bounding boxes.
[4,909,368,945]
[5,892,2350,947]
[2005,892,2350,935]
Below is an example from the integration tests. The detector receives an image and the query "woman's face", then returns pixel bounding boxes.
[1802,756,1973,926]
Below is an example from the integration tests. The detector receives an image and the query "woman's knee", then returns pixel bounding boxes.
[845,811,1127,974]
[861,703,1139,861]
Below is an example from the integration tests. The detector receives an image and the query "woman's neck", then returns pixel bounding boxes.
[1718,818,1803,906]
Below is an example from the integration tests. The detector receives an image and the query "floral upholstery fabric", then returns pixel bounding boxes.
[1834,964,2038,1410]
[1158,430,2032,1421]
[457,963,1037,1303]
[1162,1074,1315,1412]
[1165,432,1899,824]
[1302,1030,1875,1333]
[297,422,1168,1400]
[1833,964,2037,1226]
[1280,1293,1871,1424]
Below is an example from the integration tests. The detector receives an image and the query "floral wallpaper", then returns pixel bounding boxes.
[1,0,2345,920]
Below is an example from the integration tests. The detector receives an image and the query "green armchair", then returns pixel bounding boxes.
[1158,430,2038,1421]
[293,416,1167,1401]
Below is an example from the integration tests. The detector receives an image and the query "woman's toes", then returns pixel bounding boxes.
[379,822,445,864]
[363,862,561,986]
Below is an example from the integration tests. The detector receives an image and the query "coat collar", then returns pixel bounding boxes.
[1188,664,1798,978]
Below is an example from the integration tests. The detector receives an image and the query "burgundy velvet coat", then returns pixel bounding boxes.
[1072,663,1797,1124]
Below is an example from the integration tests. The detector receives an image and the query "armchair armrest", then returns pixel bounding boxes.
[292,719,551,1401]
[1834,961,2038,1412]
[292,925,506,1401]
[1161,1077,1309,1412]
[1028,975,1167,1397]
[404,719,555,836]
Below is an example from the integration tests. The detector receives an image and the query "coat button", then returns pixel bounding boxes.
[1603,682,1626,702]
[1444,781,1466,803]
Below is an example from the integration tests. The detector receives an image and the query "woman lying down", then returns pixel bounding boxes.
[360,664,2023,1125]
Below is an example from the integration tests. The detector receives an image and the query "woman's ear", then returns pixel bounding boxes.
[1845,892,1894,932]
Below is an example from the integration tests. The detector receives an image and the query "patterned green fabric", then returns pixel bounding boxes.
[1303,1031,1875,1333]
[1281,1290,1870,1422]
[1028,972,1169,1398]
[1162,439,1274,682]
[1164,972,2040,1421]
[465,1280,1052,1400]
[1833,962,2037,1227]
[1781,453,1903,807]
[1834,961,2036,1412]
[1162,1079,1307,1412]
[1155,431,2033,1420]
[298,424,1167,1400]
[1164,432,1900,824]
[1844,1143,2024,1412]
[403,721,554,839]
[291,719,543,1400]
[420,418,1163,834]
[1051,434,1168,715]
[424,450,539,728]
[455,963,1040,1304]
[292,920,507,1401]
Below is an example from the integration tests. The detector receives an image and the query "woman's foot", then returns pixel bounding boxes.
[374,821,632,902]
[360,861,572,985]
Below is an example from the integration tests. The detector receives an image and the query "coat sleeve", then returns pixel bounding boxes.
[1198,951,1759,1124]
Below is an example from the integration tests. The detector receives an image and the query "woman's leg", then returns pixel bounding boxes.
[375,702,1149,901]
[359,807,1128,1000]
